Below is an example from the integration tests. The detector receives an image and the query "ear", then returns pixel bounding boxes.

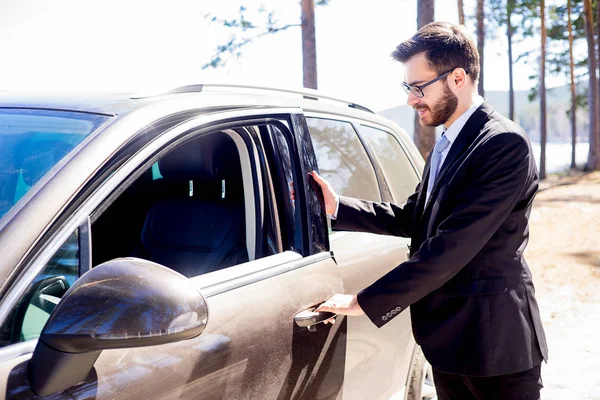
[450,68,468,91]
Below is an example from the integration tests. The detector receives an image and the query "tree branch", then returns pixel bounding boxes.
[202,23,301,70]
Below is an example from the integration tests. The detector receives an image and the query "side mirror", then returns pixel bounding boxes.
[28,258,208,396]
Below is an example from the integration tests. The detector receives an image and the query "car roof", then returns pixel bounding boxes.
[0,84,377,118]
[0,90,146,116]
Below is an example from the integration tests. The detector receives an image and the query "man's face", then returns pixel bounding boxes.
[404,53,458,127]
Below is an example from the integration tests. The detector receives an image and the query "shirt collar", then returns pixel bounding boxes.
[442,95,484,145]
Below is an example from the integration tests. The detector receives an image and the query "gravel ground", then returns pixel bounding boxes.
[526,171,600,400]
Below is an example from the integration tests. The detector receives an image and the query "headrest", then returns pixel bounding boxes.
[158,133,241,182]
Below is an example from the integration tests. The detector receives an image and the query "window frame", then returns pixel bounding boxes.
[355,123,422,204]
[356,121,422,179]
[0,218,89,350]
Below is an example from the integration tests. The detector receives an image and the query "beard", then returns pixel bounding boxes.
[415,83,458,127]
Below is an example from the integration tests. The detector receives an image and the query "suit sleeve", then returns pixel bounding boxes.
[357,133,533,328]
[333,183,420,238]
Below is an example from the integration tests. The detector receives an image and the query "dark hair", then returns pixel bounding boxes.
[392,22,480,84]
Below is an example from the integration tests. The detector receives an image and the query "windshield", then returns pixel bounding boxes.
[0,109,109,220]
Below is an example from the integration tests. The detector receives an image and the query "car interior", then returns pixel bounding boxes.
[91,130,258,278]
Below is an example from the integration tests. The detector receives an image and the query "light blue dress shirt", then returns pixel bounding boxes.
[424,96,484,204]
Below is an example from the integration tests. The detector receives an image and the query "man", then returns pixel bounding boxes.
[313,22,547,399]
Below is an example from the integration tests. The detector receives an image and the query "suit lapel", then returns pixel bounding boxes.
[420,102,496,218]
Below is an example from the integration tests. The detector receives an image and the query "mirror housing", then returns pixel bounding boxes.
[29,258,208,396]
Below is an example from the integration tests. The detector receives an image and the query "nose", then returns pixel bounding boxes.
[407,92,420,107]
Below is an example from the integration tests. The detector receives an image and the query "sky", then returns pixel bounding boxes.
[0,0,574,111]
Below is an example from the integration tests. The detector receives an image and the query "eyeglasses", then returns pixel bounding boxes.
[402,69,456,98]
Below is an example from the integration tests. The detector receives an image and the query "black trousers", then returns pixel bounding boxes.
[433,364,543,400]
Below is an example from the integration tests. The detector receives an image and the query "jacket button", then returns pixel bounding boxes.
[391,309,397,315]
[386,312,393,318]
[395,306,402,312]
[382,316,388,321]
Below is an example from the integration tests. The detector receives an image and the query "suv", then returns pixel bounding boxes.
[0,85,432,400]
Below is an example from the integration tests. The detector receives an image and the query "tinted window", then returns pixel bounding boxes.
[306,118,380,201]
[359,125,419,204]
[263,125,300,253]
[0,109,108,220]
[0,230,79,347]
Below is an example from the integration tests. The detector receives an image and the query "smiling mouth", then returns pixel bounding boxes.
[417,108,427,116]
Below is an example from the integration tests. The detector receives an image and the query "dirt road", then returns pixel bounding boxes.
[527,171,600,399]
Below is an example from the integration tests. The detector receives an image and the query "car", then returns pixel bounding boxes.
[0,84,434,400]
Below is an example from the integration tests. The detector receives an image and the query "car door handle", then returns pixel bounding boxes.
[294,308,336,328]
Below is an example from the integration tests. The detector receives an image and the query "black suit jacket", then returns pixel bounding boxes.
[336,102,548,377]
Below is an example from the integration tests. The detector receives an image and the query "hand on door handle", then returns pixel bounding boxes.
[294,308,336,329]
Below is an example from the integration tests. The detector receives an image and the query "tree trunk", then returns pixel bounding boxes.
[476,0,485,97]
[567,0,577,169]
[539,0,547,180]
[507,0,515,121]
[584,0,600,170]
[414,0,436,159]
[458,0,465,25]
[301,0,318,89]
[594,0,600,170]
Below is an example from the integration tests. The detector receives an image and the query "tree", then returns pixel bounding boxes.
[593,0,600,170]
[301,0,317,89]
[477,0,485,97]
[414,0,436,159]
[488,0,537,122]
[507,0,515,120]
[204,1,330,89]
[583,0,600,170]
[539,0,547,179]
[458,0,465,25]
[567,0,577,169]
[545,0,586,169]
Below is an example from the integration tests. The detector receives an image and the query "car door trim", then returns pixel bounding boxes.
[0,339,37,363]
[196,251,334,298]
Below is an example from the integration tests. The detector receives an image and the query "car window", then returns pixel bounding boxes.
[0,109,109,221]
[306,117,380,202]
[91,129,284,278]
[0,230,79,347]
[358,125,420,205]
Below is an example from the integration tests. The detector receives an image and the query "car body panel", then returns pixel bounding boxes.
[330,232,414,399]
[3,252,347,400]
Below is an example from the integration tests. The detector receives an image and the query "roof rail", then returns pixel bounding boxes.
[131,83,375,114]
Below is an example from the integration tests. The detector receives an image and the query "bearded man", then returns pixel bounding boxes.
[313,21,548,400]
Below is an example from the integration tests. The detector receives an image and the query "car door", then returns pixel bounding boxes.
[304,114,421,400]
[0,109,348,399]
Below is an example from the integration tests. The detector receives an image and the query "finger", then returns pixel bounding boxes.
[311,171,326,187]
[314,304,329,313]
